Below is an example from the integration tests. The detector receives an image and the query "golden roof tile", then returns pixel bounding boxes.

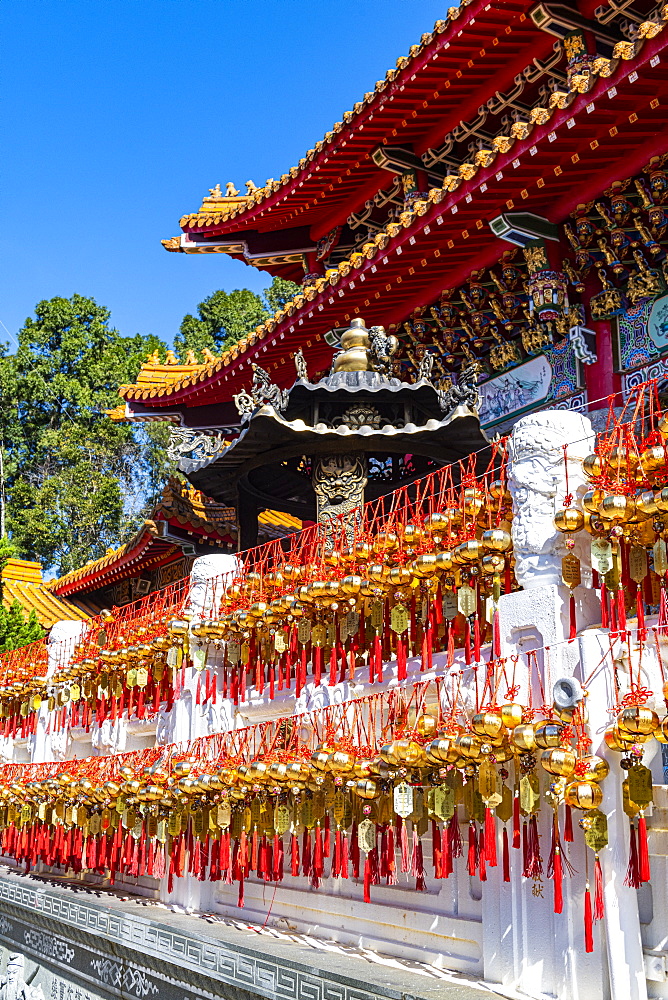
[2,578,94,628]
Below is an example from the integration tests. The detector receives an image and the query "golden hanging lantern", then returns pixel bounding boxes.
[617,705,659,736]
[554,508,585,533]
[540,748,577,777]
[564,780,603,810]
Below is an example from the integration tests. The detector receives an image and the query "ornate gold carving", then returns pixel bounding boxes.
[312,454,367,539]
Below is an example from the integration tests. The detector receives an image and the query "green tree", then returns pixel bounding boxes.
[0,295,172,575]
[175,276,300,358]
[0,600,44,653]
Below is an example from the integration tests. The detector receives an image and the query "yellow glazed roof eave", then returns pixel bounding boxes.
[1,579,94,628]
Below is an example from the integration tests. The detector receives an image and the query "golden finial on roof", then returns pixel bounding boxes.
[245,180,258,194]
[165,350,179,365]
[161,236,182,253]
[225,181,239,197]
[201,347,217,363]
[146,349,161,364]
[185,350,198,365]
[209,183,223,198]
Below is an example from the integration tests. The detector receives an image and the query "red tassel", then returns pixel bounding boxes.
[636,588,647,642]
[351,821,360,878]
[386,826,397,884]
[492,608,501,658]
[375,634,383,683]
[329,643,338,687]
[313,645,323,686]
[302,829,311,877]
[478,825,487,882]
[432,820,442,878]
[415,838,426,891]
[474,614,481,662]
[600,579,608,629]
[312,823,324,885]
[502,827,510,882]
[584,887,594,953]
[569,592,577,641]
[396,635,407,682]
[448,812,462,860]
[617,587,627,633]
[333,829,341,877]
[594,855,605,921]
[464,618,472,665]
[638,813,651,883]
[238,874,245,908]
[553,850,563,914]
[564,804,574,843]
[399,816,410,873]
[291,833,299,877]
[323,814,330,858]
[624,823,641,888]
[468,823,477,877]
[512,793,521,849]
[484,808,497,867]
[364,855,372,903]
[341,834,349,878]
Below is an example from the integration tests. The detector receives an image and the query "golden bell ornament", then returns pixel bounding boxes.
[341,575,362,596]
[640,444,667,473]
[482,528,512,552]
[282,563,302,582]
[426,737,453,763]
[367,563,389,583]
[577,755,610,781]
[534,720,564,749]
[472,711,506,740]
[416,713,438,737]
[564,780,603,810]
[311,750,331,771]
[583,488,606,514]
[659,413,668,439]
[635,490,659,516]
[489,479,511,501]
[500,703,523,729]
[354,540,372,562]
[248,760,270,781]
[604,725,636,751]
[617,705,659,736]
[392,739,426,766]
[654,716,668,744]
[482,553,505,575]
[598,494,635,523]
[435,550,454,572]
[554,507,585,533]
[373,531,399,555]
[540,748,577,777]
[511,724,537,752]
[402,523,425,548]
[423,512,449,536]
[328,750,355,772]
[389,565,412,587]
[456,734,483,759]
[354,778,379,799]
[462,488,484,515]
[412,553,438,578]
[455,539,482,563]
[607,446,638,473]
[583,454,604,479]
[655,486,668,512]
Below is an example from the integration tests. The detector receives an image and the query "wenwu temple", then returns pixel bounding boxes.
[2,6,668,1000]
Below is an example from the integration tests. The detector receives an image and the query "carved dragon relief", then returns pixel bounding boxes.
[312,454,367,544]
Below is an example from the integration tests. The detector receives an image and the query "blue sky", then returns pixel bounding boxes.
[2,0,448,349]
